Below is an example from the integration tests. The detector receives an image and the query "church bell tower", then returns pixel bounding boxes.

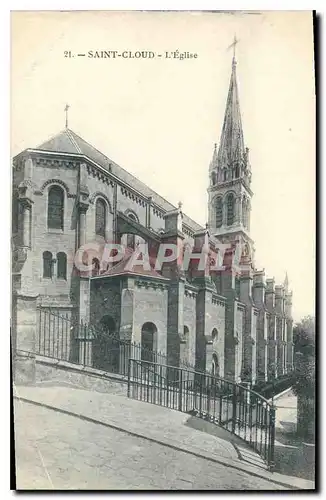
[208,49,254,267]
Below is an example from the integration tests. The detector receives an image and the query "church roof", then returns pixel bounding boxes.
[35,128,203,233]
[217,57,245,168]
[92,247,169,281]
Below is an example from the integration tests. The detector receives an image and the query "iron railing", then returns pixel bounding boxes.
[127,358,276,468]
[36,308,194,376]
[36,308,168,376]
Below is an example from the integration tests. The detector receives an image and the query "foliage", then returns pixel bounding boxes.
[293,315,315,356]
[292,315,315,399]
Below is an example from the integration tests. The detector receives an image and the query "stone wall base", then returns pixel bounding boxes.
[13,352,36,385]
[35,356,127,395]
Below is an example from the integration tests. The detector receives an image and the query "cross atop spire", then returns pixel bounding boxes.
[64,104,70,129]
[227,34,239,65]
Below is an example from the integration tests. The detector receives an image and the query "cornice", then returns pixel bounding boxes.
[135,279,169,291]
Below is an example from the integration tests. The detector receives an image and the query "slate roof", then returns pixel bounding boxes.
[35,128,203,233]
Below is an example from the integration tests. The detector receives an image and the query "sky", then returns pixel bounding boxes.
[11,10,315,321]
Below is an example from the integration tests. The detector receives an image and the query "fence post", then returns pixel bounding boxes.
[231,383,237,434]
[127,358,131,398]
[178,369,183,412]
[268,405,276,470]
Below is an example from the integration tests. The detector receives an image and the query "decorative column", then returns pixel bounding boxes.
[21,201,32,248]
[77,178,91,364]
[17,180,34,249]
[78,181,89,249]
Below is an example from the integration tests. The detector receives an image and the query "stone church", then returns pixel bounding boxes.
[12,53,294,385]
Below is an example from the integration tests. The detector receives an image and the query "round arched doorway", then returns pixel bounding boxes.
[141,322,157,362]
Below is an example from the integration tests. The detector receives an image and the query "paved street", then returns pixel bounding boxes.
[14,399,288,490]
[13,384,314,490]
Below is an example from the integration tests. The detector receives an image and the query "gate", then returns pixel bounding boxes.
[127,358,276,468]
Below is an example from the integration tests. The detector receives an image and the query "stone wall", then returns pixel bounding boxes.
[133,280,169,353]
[31,159,79,303]
[90,279,121,330]
[12,292,39,384]
[35,356,127,395]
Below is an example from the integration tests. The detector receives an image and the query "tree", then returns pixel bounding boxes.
[293,315,315,394]
[292,315,315,441]
[293,315,315,356]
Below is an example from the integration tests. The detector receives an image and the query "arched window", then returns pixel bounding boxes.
[212,328,218,341]
[48,186,64,230]
[127,212,138,222]
[223,170,227,182]
[242,198,247,227]
[92,258,100,277]
[57,252,67,279]
[43,251,53,278]
[141,322,157,362]
[126,212,138,249]
[215,197,223,228]
[211,171,217,186]
[226,193,235,226]
[95,199,106,237]
[235,165,240,178]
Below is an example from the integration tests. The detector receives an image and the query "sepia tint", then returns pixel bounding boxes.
[11,10,316,491]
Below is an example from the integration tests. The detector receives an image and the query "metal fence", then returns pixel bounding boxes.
[36,308,167,376]
[127,358,276,468]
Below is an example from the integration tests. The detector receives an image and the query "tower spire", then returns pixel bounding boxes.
[217,45,245,170]
[207,41,252,238]
[284,271,289,292]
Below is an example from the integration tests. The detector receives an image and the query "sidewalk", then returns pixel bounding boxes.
[13,383,314,490]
